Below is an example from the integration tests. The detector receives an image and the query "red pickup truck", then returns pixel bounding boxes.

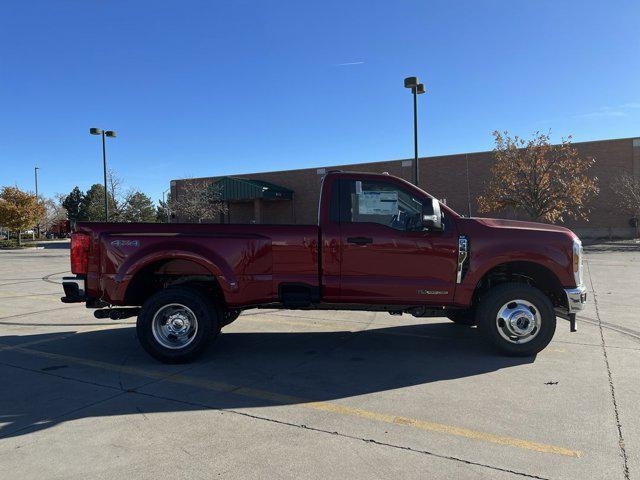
[62,171,586,363]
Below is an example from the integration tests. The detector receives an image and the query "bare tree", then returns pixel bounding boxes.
[107,168,125,220]
[169,181,226,223]
[612,172,640,237]
[41,195,68,232]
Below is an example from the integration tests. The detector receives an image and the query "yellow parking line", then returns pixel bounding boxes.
[545,347,566,353]
[304,402,581,457]
[0,339,582,458]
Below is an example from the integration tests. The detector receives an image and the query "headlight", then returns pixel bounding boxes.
[572,238,583,286]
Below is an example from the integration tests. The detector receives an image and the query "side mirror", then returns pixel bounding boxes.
[422,198,443,231]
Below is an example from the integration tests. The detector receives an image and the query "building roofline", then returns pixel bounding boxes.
[170,135,639,184]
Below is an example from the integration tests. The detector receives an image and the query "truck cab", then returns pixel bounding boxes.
[318,172,458,306]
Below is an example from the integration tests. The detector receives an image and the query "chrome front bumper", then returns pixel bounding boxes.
[565,285,587,313]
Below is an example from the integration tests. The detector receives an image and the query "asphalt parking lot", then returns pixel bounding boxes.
[0,240,638,479]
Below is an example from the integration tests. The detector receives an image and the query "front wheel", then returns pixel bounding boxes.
[476,283,556,356]
[137,287,219,363]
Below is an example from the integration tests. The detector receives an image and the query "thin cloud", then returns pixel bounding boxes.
[574,109,627,119]
[334,61,365,67]
[573,102,640,119]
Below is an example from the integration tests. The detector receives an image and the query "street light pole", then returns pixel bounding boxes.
[34,167,40,237]
[101,131,108,222]
[90,128,117,222]
[412,87,418,186]
[404,77,426,187]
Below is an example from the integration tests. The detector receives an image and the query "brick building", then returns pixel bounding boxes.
[171,136,640,238]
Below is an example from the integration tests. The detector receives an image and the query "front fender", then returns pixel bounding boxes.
[453,238,573,306]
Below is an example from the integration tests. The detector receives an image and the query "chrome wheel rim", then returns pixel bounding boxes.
[152,303,198,350]
[495,299,541,344]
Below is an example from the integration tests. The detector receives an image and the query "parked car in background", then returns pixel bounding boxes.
[47,219,71,239]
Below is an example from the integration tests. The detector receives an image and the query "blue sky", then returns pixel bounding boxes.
[1,0,639,204]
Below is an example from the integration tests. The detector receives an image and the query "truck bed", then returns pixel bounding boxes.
[76,222,320,307]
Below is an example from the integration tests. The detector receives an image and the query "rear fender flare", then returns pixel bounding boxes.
[117,246,237,293]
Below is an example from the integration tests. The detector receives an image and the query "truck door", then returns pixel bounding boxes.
[336,178,458,304]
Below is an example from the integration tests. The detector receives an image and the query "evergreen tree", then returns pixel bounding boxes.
[79,184,117,221]
[156,200,170,222]
[122,191,156,222]
[156,192,172,223]
[62,187,85,220]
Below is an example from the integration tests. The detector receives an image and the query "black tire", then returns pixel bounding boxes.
[137,286,219,364]
[221,309,241,327]
[446,310,476,326]
[476,283,556,356]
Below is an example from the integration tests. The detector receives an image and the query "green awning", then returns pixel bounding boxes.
[215,177,294,201]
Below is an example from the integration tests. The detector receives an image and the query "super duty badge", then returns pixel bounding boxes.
[111,240,140,248]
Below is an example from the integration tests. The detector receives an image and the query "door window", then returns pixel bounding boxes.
[344,180,427,231]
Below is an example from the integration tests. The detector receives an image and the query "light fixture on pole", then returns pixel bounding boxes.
[403,76,426,187]
[89,128,117,222]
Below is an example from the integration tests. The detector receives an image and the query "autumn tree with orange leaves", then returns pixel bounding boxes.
[0,186,45,246]
[477,131,599,223]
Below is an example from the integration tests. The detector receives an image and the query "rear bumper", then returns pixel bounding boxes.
[565,285,587,313]
[61,276,87,303]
